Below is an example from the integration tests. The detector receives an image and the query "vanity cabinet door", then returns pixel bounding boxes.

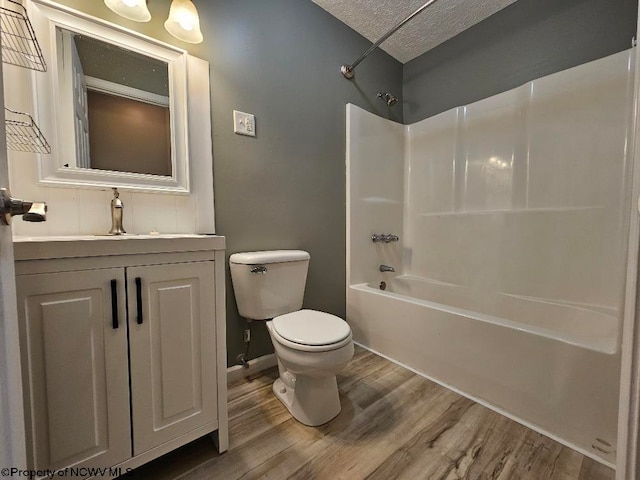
[127,261,217,455]
[15,268,131,472]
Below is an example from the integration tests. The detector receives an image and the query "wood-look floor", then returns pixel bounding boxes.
[125,346,614,480]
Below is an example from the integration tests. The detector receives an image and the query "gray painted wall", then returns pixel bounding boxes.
[51,0,403,365]
[403,0,638,123]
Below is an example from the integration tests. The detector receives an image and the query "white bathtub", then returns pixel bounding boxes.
[386,275,618,354]
[345,51,634,466]
[347,277,621,465]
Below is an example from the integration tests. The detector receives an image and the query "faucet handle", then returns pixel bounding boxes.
[384,234,399,243]
[372,233,400,243]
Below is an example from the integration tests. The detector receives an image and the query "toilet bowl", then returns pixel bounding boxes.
[229,250,354,426]
[267,310,354,426]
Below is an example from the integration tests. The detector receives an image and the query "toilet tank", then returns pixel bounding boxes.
[229,250,310,320]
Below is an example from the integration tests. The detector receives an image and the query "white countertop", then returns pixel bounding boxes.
[14,234,213,242]
[13,234,225,261]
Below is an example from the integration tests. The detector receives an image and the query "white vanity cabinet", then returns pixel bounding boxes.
[127,261,217,455]
[15,267,131,472]
[13,235,228,476]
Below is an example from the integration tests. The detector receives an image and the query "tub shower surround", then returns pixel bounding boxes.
[346,49,635,465]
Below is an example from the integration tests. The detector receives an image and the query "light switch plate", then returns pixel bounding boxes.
[233,110,256,137]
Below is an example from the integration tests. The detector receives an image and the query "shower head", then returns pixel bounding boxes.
[377,92,398,107]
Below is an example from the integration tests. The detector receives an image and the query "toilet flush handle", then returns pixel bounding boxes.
[250,265,267,274]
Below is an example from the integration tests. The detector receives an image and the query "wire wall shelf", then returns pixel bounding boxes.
[5,108,51,154]
[1,0,46,72]
[0,1,51,154]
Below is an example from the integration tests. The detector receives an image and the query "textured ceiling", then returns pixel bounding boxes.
[312,0,520,63]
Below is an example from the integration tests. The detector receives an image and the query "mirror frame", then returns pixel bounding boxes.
[29,0,190,193]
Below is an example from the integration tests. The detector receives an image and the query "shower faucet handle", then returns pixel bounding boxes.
[384,234,399,243]
[371,233,400,243]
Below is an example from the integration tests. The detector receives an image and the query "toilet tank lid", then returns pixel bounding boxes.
[230,250,310,265]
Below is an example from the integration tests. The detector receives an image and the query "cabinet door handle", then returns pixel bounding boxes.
[135,277,143,325]
[111,279,118,329]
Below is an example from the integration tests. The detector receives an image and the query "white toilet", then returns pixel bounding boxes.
[229,250,354,426]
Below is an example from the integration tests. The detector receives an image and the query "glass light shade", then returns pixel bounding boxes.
[164,0,203,44]
[104,0,151,22]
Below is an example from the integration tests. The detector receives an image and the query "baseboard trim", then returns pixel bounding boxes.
[227,353,278,384]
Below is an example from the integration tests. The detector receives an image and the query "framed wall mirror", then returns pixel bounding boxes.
[29,0,190,193]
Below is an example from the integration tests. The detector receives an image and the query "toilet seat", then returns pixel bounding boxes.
[270,310,352,352]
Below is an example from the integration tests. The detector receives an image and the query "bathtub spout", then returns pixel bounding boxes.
[379,264,395,273]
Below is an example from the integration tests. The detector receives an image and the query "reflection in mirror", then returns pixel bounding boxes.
[32,0,191,193]
[57,28,172,177]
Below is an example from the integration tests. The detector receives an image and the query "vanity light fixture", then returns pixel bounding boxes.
[164,0,203,44]
[104,0,203,44]
[104,0,151,22]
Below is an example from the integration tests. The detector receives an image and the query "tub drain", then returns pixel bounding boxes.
[379,281,386,290]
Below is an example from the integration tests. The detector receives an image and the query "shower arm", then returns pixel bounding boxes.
[341,0,442,80]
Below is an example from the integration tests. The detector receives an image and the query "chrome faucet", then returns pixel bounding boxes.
[379,264,395,273]
[109,188,126,235]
